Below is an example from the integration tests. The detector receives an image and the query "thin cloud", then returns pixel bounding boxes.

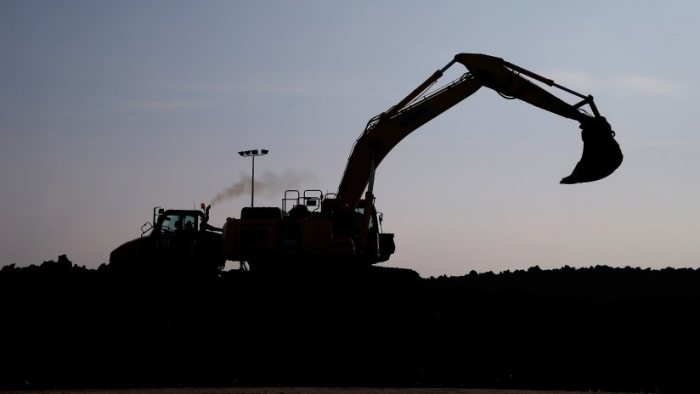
[258,77,369,98]
[625,136,696,148]
[615,75,681,96]
[546,70,601,91]
[128,99,218,110]
[545,70,681,97]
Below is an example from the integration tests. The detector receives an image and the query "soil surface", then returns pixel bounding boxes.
[2,258,698,393]
[1,389,631,394]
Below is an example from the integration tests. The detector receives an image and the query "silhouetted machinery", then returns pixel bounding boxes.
[221,53,623,270]
[110,204,225,272]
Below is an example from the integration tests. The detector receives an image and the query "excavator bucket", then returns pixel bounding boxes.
[560,116,623,184]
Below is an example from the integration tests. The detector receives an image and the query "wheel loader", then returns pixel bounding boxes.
[109,204,225,274]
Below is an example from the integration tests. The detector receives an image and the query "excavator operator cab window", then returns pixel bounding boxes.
[354,207,375,230]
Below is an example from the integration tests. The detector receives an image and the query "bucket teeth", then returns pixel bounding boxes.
[560,117,623,184]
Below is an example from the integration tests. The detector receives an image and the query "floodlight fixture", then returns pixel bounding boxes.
[239,148,269,207]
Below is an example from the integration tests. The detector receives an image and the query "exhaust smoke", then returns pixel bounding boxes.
[210,169,318,206]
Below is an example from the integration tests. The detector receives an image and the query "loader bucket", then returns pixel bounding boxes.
[560,116,623,184]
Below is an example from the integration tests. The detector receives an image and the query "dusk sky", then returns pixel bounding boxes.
[2,0,699,277]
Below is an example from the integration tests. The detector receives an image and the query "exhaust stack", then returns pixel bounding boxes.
[561,116,623,184]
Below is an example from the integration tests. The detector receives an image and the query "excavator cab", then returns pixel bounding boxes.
[355,200,395,263]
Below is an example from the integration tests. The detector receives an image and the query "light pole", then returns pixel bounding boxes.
[238,149,268,207]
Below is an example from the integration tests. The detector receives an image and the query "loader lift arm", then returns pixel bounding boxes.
[336,53,623,211]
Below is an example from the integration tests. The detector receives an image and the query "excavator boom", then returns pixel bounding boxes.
[336,53,623,209]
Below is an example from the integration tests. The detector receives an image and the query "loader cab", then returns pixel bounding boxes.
[142,207,204,237]
[146,209,217,254]
[156,211,201,235]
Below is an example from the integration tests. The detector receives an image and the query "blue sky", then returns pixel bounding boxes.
[2,0,699,277]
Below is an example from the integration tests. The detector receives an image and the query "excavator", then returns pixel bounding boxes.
[221,53,623,270]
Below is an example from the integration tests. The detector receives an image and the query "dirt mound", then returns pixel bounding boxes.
[1,257,698,393]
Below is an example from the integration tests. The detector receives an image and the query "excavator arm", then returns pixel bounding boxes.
[336,53,623,209]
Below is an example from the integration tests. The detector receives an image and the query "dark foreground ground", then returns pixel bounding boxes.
[2,256,700,393]
[0,387,639,394]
